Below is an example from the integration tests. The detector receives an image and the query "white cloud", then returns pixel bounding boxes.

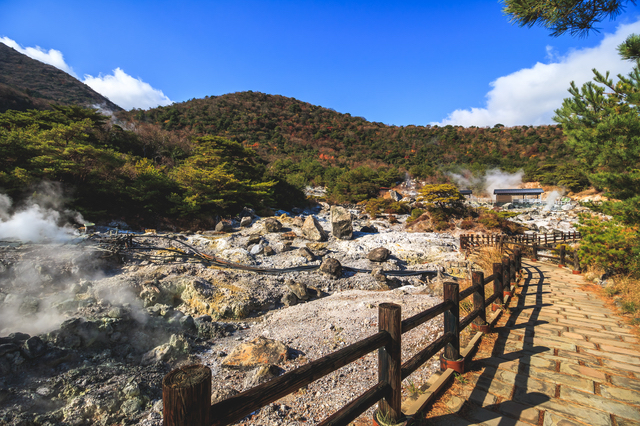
[0,37,172,110]
[435,20,640,127]
[0,36,77,77]
[83,68,172,110]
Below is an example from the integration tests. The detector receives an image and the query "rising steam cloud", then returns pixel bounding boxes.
[447,168,524,200]
[0,185,85,243]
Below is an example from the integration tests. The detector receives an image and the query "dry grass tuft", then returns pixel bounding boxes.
[471,245,504,276]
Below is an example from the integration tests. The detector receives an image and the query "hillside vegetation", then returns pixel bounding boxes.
[0,43,121,113]
[118,91,588,194]
[0,106,301,227]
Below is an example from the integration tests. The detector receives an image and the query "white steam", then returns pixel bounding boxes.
[0,189,84,243]
[447,168,524,200]
[544,190,563,210]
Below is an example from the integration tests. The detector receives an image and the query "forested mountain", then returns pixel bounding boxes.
[118,91,586,192]
[0,43,121,113]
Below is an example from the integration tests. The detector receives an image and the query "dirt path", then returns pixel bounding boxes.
[418,261,640,425]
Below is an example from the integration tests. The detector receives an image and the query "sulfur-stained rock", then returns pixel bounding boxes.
[301,216,328,242]
[330,206,353,240]
[285,280,309,300]
[222,336,288,370]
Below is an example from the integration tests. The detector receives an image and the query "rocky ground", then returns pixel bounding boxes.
[0,201,587,425]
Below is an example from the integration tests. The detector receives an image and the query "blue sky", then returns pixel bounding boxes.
[1,0,639,126]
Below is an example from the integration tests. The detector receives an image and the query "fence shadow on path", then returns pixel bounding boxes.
[416,263,554,425]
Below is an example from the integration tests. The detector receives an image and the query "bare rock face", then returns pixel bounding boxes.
[367,247,391,262]
[302,216,328,242]
[320,258,342,279]
[222,336,288,370]
[240,216,252,227]
[263,218,283,233]
[330,206,353,240]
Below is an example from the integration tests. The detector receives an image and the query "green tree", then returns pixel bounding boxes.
[552,54,640,222]
[502,0,636,37]
[417,184,465,208]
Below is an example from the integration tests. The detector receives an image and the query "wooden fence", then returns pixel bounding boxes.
[162,250,524,426]
[461,231,582,274]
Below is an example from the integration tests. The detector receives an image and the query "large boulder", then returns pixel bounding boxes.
[330,206,353,240]
[222,337,288,370]
[320,258,342,279]
[215,221,232,232]
[285,280,309,301]
[302,216,328,242]
[263,218,283,233]
[368,247,391,262]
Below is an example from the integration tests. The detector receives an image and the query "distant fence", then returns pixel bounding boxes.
[461,231,582,274]
[162,251,525,426]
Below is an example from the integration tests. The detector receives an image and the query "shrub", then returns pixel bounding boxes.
[576,214,640,276]
[460,219,474,229]
[407,208,425,223]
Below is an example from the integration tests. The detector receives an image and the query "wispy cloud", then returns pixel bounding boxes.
[434,20,640,127]
[0,37,172,110]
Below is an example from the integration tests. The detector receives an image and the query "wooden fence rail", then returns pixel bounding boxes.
[162,250,523,426]
[462,231,582,274]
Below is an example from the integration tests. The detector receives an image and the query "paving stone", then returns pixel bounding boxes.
[526,366,594,392]
[542,411,585,426]
[558,363,606,381]
[598,343,640,357]
[600,384,640,404]
[463,404,531,426]
[560,386,640,422]
[459,386,497,407]
[589,337,629,347]
[561,331,588,340]
[581,348,640,365]
[603,359,640,374]
[498,401,540,424]
[533,397,612,425]
[426,414,473,426]
[609,375,640,392]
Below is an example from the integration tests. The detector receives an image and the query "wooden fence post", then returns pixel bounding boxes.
[532,243,538,262]
[492,263,503,311]
[378,303,402,423]
[471,271,489,332]
[502,257,511,297]
[559,245,566,267]
[509,254,516,287]
[441,282,463,373]
[163,364,211,426]
[573,251,581,274]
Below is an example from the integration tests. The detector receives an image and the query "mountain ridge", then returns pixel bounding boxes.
[0,43,122,113]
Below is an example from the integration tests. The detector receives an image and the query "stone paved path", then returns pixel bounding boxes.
[420,261,640,426]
